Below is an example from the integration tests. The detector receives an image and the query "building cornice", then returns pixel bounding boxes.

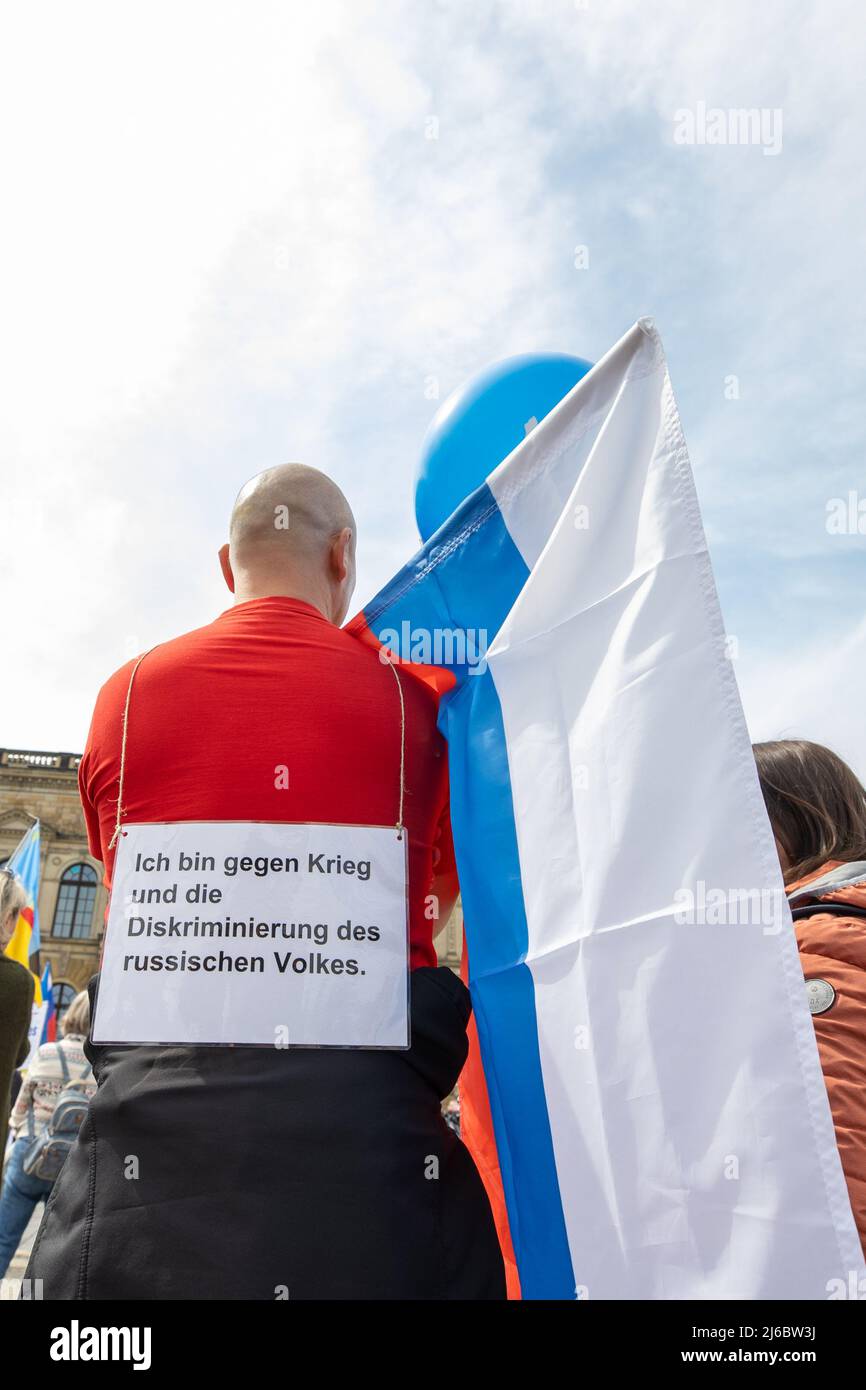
[1,748,82,770]
[0,748,83,791]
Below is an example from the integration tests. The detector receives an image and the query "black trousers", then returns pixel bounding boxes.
[26,967,505,1300]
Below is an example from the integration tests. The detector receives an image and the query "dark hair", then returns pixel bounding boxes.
[753,739,866,884]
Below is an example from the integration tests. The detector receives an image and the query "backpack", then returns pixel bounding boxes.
[22,1045,92,1183]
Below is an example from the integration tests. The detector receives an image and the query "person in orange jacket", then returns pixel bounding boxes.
[754,739,866,1254]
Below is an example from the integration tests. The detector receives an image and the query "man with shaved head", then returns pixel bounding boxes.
[27,465,505,1301]
[222,464,357,623]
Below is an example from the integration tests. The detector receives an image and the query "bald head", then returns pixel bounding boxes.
[219,464,357,624]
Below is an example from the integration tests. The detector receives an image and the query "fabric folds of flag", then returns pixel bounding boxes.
[40,961,56,1043]
[348,319,865,1299]
[4,820,42,1005]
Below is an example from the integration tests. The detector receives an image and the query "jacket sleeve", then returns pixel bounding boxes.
[796,912,866,1253]
[14,969,35,1067]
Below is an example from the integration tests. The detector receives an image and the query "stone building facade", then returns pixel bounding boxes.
[1,746,463,1018]
[0,748,107,1015]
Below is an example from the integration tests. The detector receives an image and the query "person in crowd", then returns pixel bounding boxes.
[754,738,866,1254]
[0,990,96,1278]
[27,463,505,1300]
[0,870,34,1174]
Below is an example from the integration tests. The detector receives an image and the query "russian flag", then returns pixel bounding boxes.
[348,320,865,1298]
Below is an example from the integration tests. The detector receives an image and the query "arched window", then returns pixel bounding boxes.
[52,863,98,939]
[53,981,77,1027]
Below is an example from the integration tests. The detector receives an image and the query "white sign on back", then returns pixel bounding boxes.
[91,821,409,1048]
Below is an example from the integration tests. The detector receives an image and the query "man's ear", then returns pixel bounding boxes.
[218,543,235,593]
[329,527,353,584]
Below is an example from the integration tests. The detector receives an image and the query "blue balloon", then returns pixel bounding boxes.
[415,352,593,542]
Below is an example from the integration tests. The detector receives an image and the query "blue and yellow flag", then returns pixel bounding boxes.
[4,820,42,1003]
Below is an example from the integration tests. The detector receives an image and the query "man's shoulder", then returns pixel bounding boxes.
[94,619,224,707]
[334,625,442,710]
[331,619,446,703]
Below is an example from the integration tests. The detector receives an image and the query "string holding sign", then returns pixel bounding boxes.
[94,643,411,1049]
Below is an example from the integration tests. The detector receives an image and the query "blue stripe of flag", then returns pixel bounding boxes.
[363,481,575,1297]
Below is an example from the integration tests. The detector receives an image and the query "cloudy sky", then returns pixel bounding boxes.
[2,0,864,774]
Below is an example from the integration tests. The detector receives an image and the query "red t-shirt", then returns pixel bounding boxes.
[79,597,455,969]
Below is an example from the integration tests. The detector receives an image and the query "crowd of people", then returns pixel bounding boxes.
[1,463,865,1297]
[0,986,95,1278]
